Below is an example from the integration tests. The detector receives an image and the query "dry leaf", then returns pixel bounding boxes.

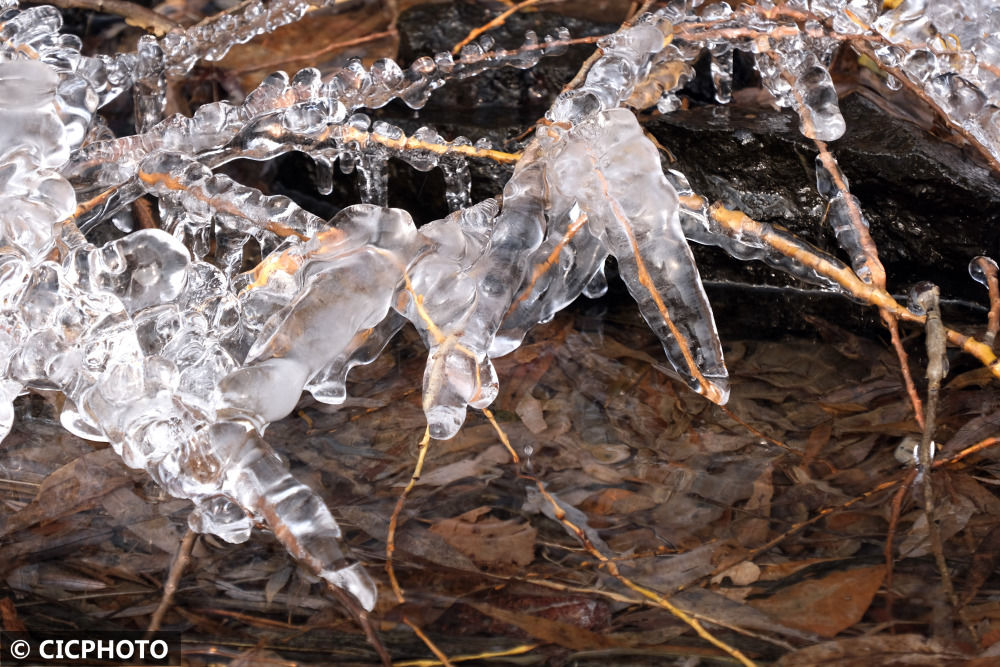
[580,487,657,515]
[464,600,619,651]
[429,507,537,567]
[1,597,26,632]
[750,565,886,638]
[515,394,548,434]
[0,448,132,537]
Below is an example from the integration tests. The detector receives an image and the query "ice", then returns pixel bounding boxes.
[1,12,729,601]
[795,64,846,141]
[668,170,844,293]
[537,109,729,403]
[969,256,999,289]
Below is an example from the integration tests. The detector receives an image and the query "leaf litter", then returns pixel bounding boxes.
[3,295,1000,664]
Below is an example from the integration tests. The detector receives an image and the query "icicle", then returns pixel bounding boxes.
[133,35,166,132]
[542,109,729,404]
[709,42,734,104]
[440,142,472,211]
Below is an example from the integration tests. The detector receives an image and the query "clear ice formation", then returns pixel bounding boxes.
[1,0,997,613]
[666,0,1000,162]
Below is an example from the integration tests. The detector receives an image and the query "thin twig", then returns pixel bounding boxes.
[913,285,975,642]
[562,0,655,93]
[702,201,1000,380]
[227,30,398,76]
[708,434,1000,586]
[386,426,431,603]
[326,583,392,667]
[393,642,538,667]
[885,314,925,430]
[403,617,455,667]
[147,527,196,635]
[481,413,755,665]
[972,256,1000,347]
[452,0,547,55]
[524,472,756,666]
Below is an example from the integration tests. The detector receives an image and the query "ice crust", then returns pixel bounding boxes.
[1,0,996,613]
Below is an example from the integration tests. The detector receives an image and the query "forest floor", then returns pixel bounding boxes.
[4,292,1000,665]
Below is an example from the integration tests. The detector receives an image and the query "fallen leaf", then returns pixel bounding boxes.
[415,444,510,487]
[0,448,133,538]
[580,487,657,515]
[515,394,548,434]
[464,601,619,650]
[750,565,886,638]
[758,558,842,581]
[1,597,26,632]
[429,507,536,567]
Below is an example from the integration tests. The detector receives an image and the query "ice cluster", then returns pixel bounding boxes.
[666,0,1000,162]
[0,0,995,612]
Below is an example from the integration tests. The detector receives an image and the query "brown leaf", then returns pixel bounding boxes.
[429,507,536,568]
[265,566,293,606]
[464,601,619,651]
[0,448,132,538]
[415,444,510,487]
[1,597,26,632]
[338,506,479,572]
[964,524,1000,606]
[750,565,886,638]
[758,558,842,581]
[515,394,548,434]
[579,487,657,515]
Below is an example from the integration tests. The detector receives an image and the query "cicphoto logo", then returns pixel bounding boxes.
[1,631,180,666]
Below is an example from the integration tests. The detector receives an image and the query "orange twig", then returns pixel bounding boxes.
[885,314,925,430]
[23,0,179,36]
[972,256,1000,347]
[403,617,455,667]
[341,125,522,165]
[481,414,755,665]
[705,202,1000,380]
[386,426,431,604]
[452,0,547,55]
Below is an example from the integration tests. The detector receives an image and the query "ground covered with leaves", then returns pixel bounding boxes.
[3,294,1000,665]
